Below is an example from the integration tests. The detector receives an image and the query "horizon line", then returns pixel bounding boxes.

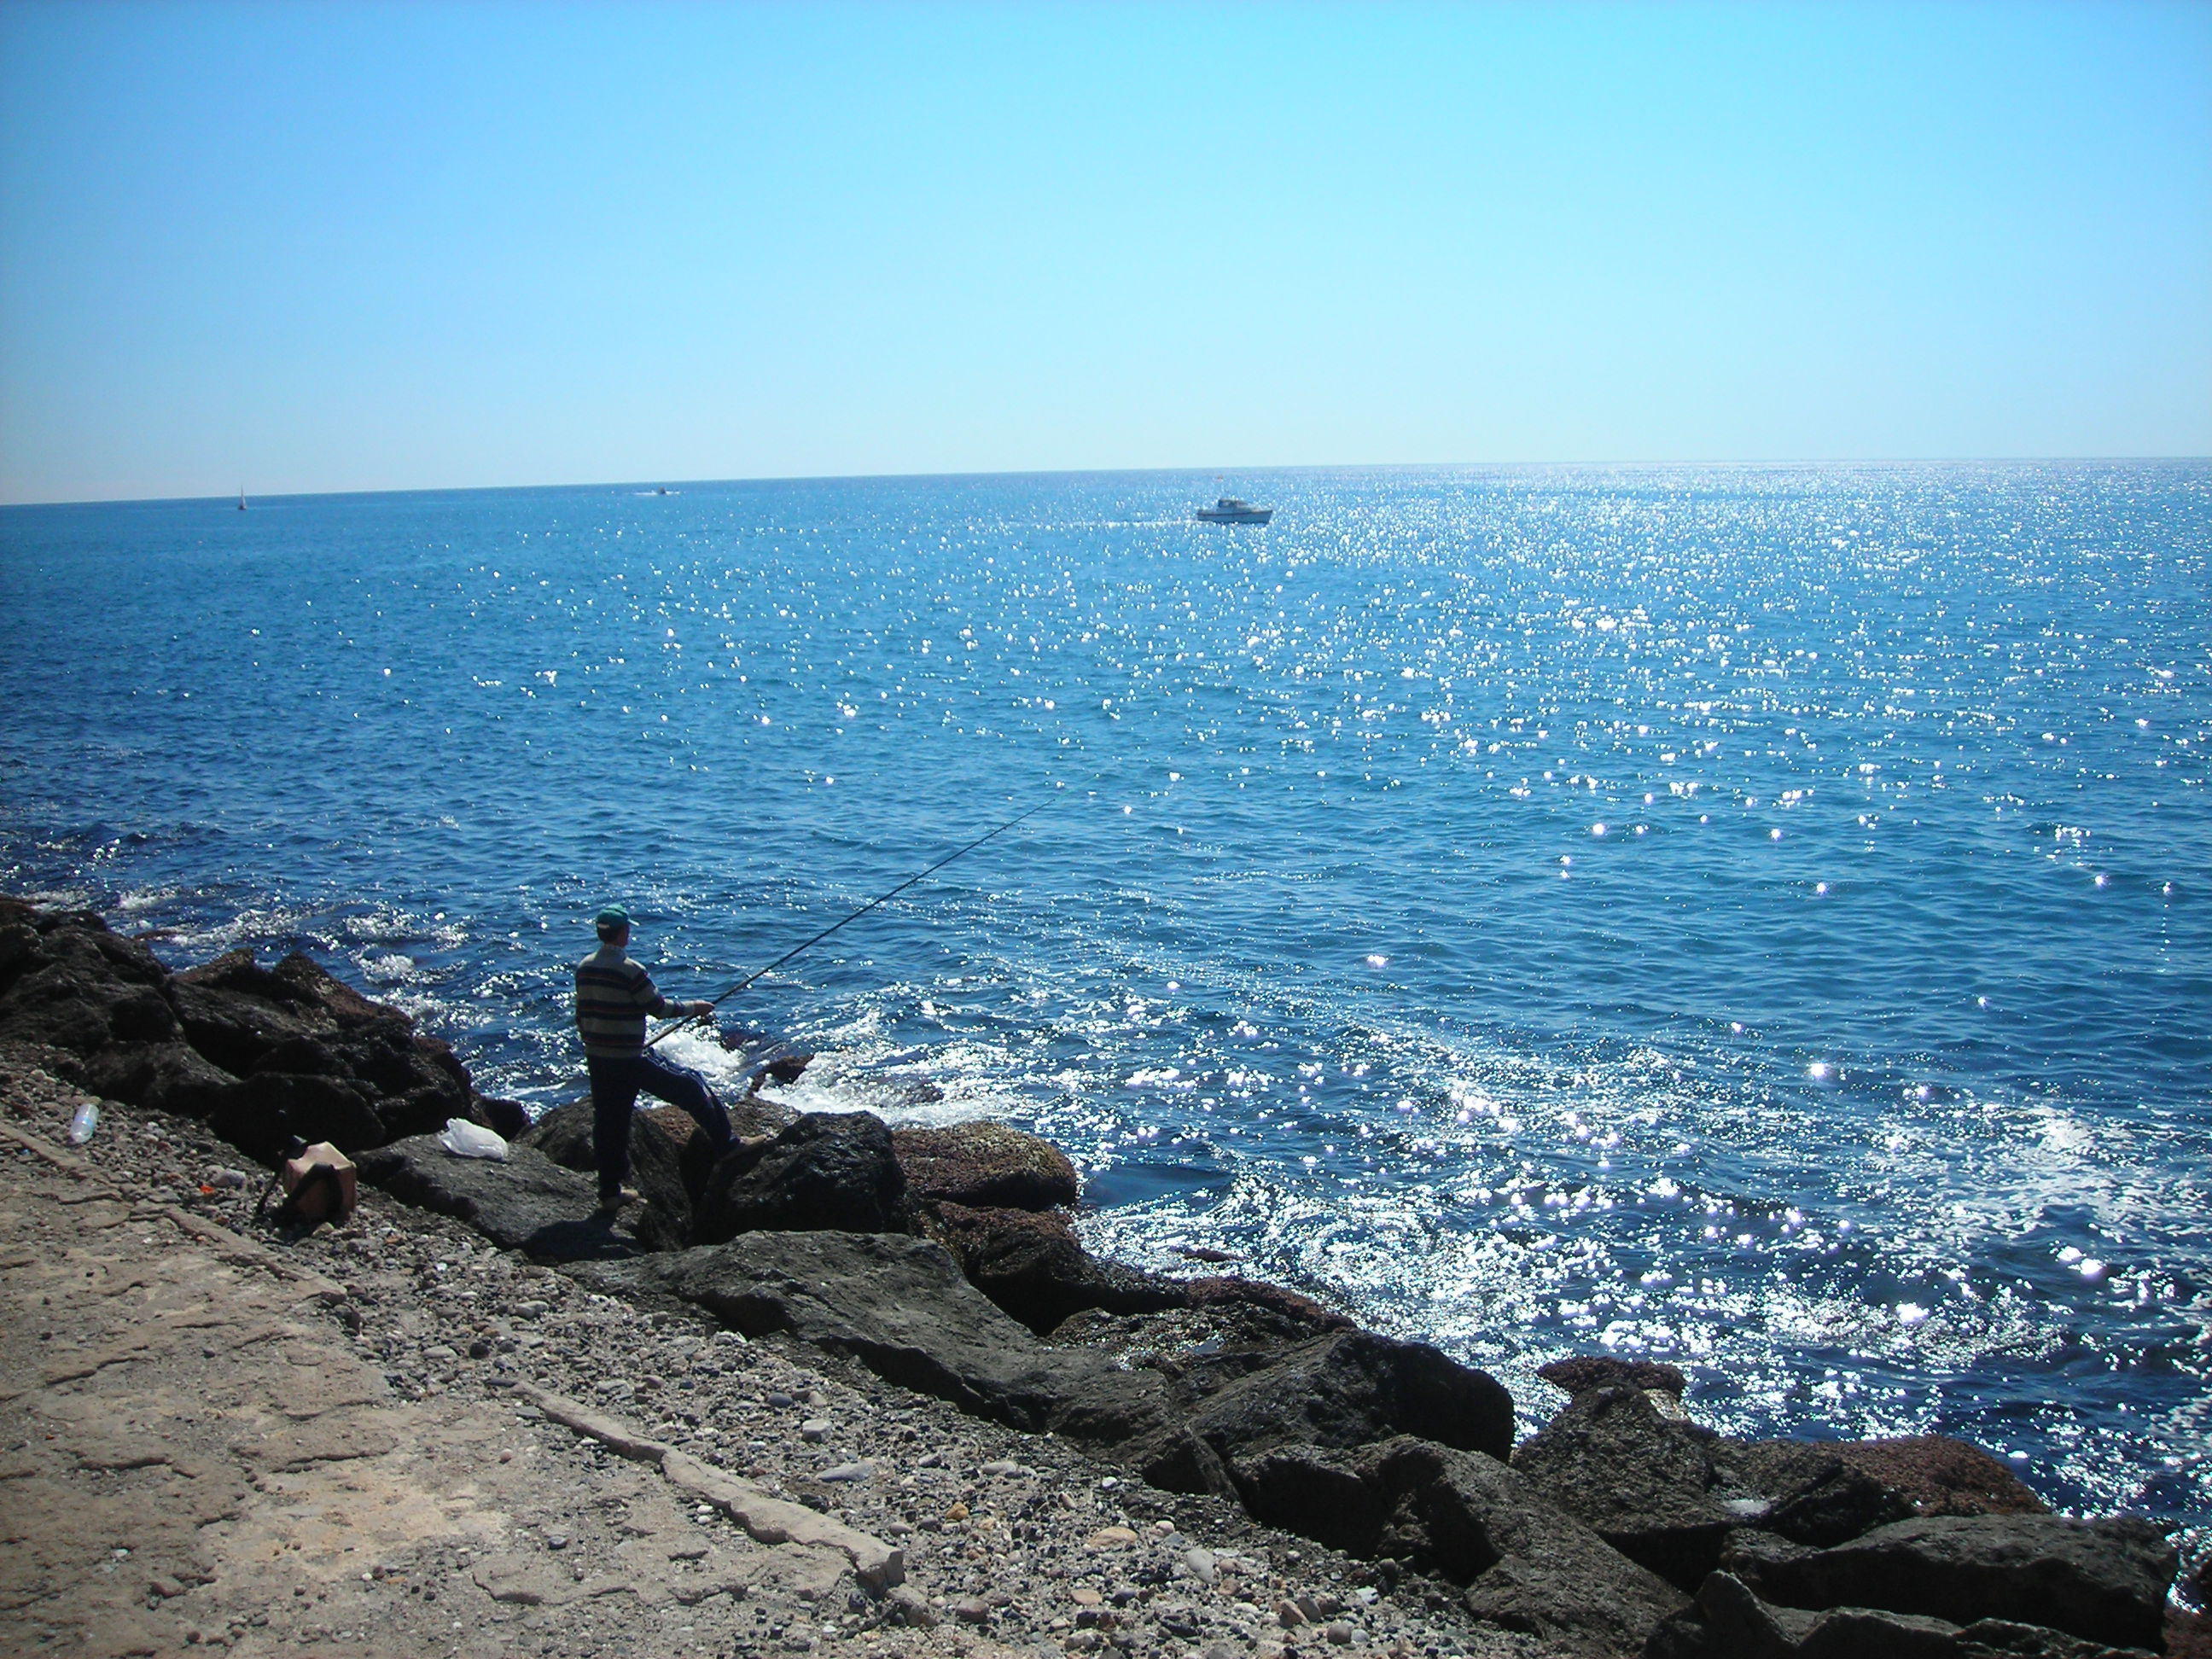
[6,453,2210,512]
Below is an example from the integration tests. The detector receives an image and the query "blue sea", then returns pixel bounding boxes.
[3,465,2206,1534]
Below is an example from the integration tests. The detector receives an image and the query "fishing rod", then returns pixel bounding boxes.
[644,795,1059,1049]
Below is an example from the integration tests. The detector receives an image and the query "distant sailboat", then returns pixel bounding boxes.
[236,486,247,511]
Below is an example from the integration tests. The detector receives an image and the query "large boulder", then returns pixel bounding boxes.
[356,1134,649,1262]
[925,1201,1186,1333]
[1511,1382,1733,1590]
[693,1111,910,1240]
[1730,1515,2177,1651]
[1220,1435,1686,1654]
[169,948,474,1146]
[0,902,235,1115]
[1537,1354,1689,1399]
[1669,1569,2168,1659]
[893,1121,1080,1210]
[573,1231,1169,1440]
[642,1097,795,1202]
[519,1100,690,1252]
[1132,1327,1516,1495]
[207,1071,388,1163]
[1715,1435,2049,1547]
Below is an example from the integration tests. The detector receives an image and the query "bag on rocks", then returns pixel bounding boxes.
[439,1118,509,1161]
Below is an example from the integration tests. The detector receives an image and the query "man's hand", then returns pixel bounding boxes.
[686,1001,713,1018]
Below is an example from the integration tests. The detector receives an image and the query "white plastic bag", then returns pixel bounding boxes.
[438,1118,509,1161]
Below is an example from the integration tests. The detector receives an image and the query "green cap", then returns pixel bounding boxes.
[593,905,630,932]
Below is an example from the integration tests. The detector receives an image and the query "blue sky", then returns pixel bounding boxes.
[2,2,2207,503]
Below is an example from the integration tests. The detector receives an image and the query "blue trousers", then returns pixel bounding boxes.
[586,1051,732,1202]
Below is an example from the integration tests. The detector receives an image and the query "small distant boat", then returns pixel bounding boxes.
[236,486,247,511]
[1196,497,1272,524]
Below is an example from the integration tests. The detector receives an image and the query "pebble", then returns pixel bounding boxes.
[818,1462,872,1482]
[1086,1526,1138,1549]
[1276,1599,1307,1628]
[766,1391,795,1408]
[1324,1622,1355,1645]
[951,1596,992,1625]
[800,1417,831,1441]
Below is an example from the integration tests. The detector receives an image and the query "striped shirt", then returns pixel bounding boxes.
[574,946,674,1057]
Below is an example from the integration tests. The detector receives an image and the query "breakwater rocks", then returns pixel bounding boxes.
[1,896,2199,1659]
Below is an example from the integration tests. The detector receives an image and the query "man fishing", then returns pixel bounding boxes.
[574,905,734,1213]
[568,807,1050,1214]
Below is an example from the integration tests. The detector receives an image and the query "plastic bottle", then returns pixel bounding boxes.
[67,1101,99,1146]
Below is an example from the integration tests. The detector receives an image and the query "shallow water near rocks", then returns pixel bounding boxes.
[3,463,2206,1533]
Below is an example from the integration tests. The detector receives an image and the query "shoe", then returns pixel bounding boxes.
[596,1185,643,1214]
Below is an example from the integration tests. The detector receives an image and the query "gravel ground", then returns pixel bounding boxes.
[3,1056,1540,1659]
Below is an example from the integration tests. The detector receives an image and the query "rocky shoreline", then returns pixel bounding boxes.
[1,895,2203,1659]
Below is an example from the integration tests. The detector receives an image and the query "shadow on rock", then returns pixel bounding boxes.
[356,1135,648,1263]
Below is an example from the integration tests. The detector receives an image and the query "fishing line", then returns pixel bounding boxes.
[643,774,1108,1048]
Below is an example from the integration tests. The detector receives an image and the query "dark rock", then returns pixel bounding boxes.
[573,1231,1167,1437]
[894,1121,1080,1210]
[1761,1458,1916,1548]
[1199,1327,1515,1461]
[694,1111,910,1239]
[164,946,473,1151]
[207,1072,387,1162]
[0,906,236,1115]
[1642,1607,1720,1659]
[1716,1441,2044,1557]
[476,1096,531,1138]
[1797,1606,1975,1659]
[1182,1275,1353,1335]
[1233,1436,1686,1653]
[1536,1355,1688,1399]
[1511,1383,1732,1590]
[635,1097,794,1204]
[1677,1575,2164,1659]
[1743,1515,2176,1650]
[1722,1528,1823,1587]
[1820,1438,2048,1519]
[0,911,41,980]
[1716,1437,2047,1549]
[637,1103,726,1206]
[73,1038,236,1118]
[356,1133,647,1262]
[519,1100,690,1251]
[1691,1571,1823,1659]
[1958,1619,2165,1658]
[1134,1328,1516,1498]
[1690,1575,1813,1659]
[927,1201,1187,1333]
[757,1051,812,1086]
